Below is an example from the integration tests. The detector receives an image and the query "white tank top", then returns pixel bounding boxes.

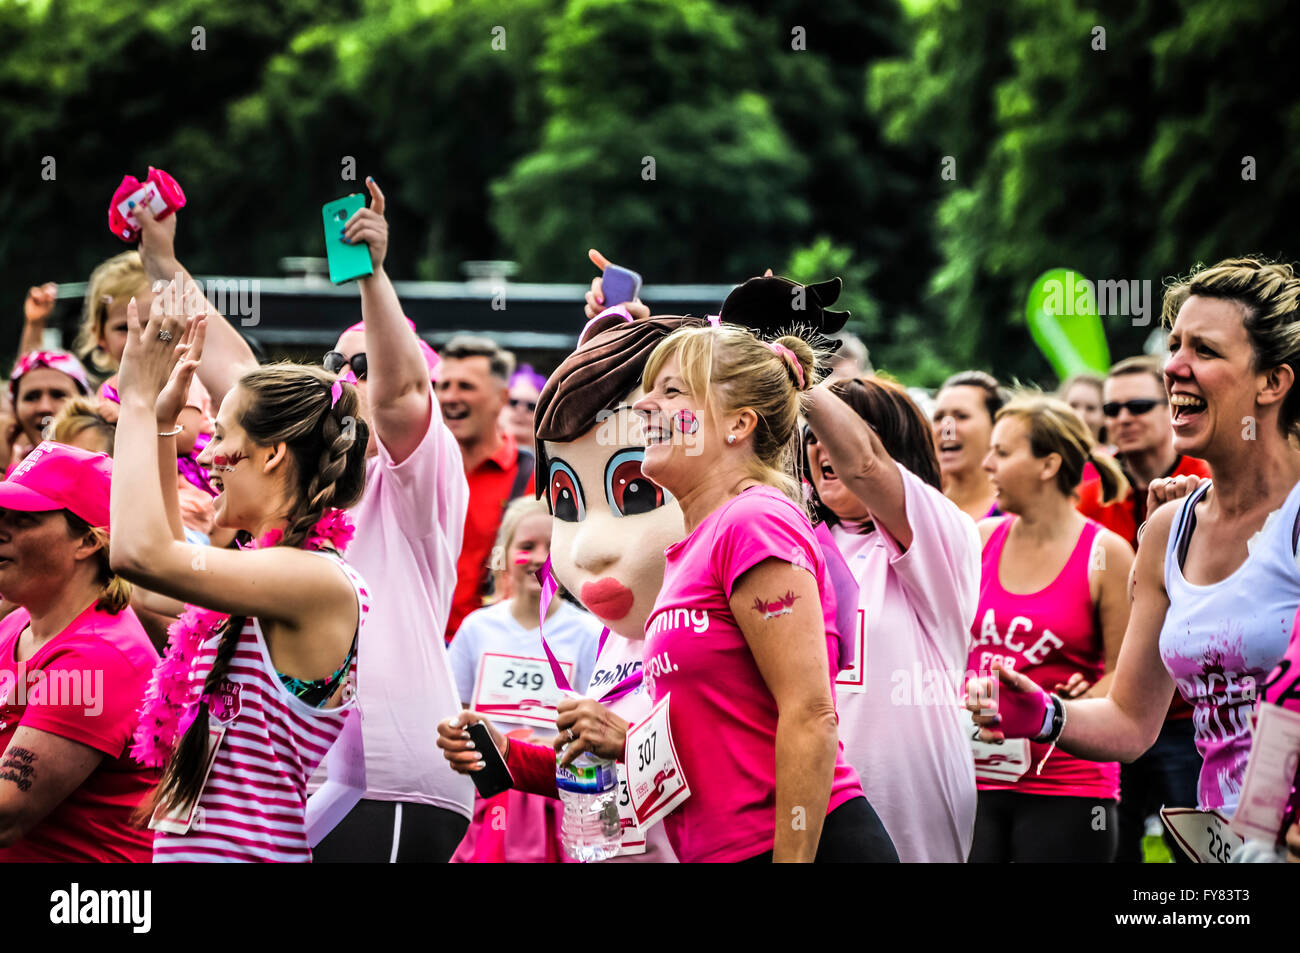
[153,553,371,862]
[1159,479,1300,814]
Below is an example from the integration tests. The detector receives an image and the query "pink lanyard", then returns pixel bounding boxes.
[535,557,642,703]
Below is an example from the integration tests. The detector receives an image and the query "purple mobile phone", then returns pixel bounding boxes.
[601,263,642,308]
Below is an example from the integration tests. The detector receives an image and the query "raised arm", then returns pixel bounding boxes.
[19,283,58,356]
[135,204,256,409]
[107,287,352,628]
[802,383,911,548]
[345,177,431,464]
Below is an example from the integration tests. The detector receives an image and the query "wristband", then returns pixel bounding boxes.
[1037,693,1067,745]
[158,424,183,437]
[994,682,1052,739]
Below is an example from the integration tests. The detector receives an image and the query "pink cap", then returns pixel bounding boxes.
[0,441,113,529]
[343,318,441,380]
[10,350,92,404]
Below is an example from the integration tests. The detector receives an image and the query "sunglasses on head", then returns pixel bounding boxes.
[510,397,537,413]
[323,351,367,380]
[1102,398,1166,418]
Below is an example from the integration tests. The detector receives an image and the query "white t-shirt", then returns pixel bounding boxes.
[833,465,981,862]
[448,598,604,719]
[345,394,474,815]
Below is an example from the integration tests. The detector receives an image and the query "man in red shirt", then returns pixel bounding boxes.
[1076,355,1210,863]
[437,337,535,639]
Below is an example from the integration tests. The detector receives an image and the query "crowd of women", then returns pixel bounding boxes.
[2,176,1299,864]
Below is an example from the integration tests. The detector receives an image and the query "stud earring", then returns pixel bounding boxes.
[727,434,737,444]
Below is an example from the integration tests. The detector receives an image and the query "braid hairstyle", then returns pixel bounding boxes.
[148,363,369,819]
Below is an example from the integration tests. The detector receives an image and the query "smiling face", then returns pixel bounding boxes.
[1164,295,1262,461]
[503,380,541,447]
[196,385,282,532]
[436,356,508,447]
[932,385,994,480]
[15,368,79,446]
[632,354,719,498]
[1104,372,1170,457]
[544,398,685,639]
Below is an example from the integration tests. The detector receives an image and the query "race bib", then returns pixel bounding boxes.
[471,653,572,729]
[614,763,647,855]
[1160,807,1244,864]
[625,693,690,830]
[1231,704,1300,843]
[835,609,867,694]
[971,736,1031,782]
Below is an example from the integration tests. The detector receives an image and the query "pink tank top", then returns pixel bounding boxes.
[967,516,1119,799]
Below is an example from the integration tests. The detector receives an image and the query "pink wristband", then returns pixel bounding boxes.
[995,684,1053,739]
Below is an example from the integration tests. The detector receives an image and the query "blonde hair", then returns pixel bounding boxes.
[63,514,131,614]
[1162,257,1300,438]
[51,396,116,455]
[77,251,149,375]
[642,324,820,503]
[997,394,1129,504]
[490,497,551,572]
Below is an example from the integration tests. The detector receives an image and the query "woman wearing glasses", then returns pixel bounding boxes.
[501,365,546,448]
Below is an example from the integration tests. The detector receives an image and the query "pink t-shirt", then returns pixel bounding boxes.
[833,465,979,862]
[0,603,159,862]
[969,517,1120,800]
[341,393,474,814]
[643,485,864,863]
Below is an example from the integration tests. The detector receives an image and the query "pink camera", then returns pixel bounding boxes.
[108,167,186,241]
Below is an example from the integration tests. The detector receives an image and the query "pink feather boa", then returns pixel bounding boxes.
[130,508,357,767]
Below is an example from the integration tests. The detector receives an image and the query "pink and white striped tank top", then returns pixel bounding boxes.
[153,553,371,862]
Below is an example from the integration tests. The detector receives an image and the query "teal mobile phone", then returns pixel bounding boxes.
[322,194,374,284]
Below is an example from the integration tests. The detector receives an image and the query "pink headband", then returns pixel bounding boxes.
[768,342,805,390]
[10,350,92,404]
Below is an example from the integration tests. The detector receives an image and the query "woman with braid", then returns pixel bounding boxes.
[108,280,371,862]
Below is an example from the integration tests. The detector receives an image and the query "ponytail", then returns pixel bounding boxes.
[1089,447,1129,506]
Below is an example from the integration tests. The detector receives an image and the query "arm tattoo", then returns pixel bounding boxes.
[752,591,799,621]
[0,747,37,793]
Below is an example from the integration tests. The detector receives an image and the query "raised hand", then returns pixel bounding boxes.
[117,280,199,406]
[155,311,207,429]
[342,176,388,274]
[24,283,58,324]
[584,247,650,320]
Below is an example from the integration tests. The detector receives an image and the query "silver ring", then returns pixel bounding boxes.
[566,728,576,742]
[158,329,173,343]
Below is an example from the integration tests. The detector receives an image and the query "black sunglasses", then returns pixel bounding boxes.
[323,351,367,380]
[510,397,537,413]
[1102,398,1166,418]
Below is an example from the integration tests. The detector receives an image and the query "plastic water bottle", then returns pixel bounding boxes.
[556,751,622,862]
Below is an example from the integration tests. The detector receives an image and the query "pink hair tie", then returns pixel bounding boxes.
[330,380,344,408]
[768,342,805,390]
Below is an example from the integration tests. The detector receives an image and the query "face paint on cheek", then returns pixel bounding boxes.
[213,451,247,472]
[673,409,699,435]
[514,554,531,566]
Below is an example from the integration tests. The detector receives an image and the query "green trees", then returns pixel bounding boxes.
[4,0,1297,383]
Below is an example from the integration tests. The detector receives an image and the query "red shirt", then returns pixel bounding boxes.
[1076,452,1212,721]
[446,430,534,639]
[0,603,160,862]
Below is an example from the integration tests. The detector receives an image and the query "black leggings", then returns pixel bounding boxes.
[312,798,470,863]
[740,796,900,863]
[969,790,1117,863]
